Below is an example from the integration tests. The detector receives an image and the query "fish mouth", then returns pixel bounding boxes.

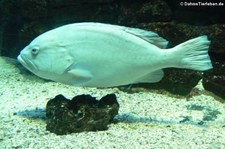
[17,55,39,72]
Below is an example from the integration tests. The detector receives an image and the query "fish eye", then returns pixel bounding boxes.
[31,47,39,55]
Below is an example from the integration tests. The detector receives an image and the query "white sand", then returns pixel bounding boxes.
[0,57,225,148]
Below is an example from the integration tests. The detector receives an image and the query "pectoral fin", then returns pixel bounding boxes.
[68,69,93,80]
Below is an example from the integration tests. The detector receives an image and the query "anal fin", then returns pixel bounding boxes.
[134,70,164,83]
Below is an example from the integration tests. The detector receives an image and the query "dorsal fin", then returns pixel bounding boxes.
[71,22,169,48]
[124,27,169,49]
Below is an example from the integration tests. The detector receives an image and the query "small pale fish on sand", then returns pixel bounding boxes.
[17,23,212,87]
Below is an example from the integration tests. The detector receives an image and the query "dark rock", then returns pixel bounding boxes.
[165,0,225,25]
[46,94,119,135]
[0,0,116,20]
[127,22,224,96]
[133,69,202,96]
[137,22,225,53]
[132,22,221,95]
[202,53,225,100]
[0,0,118,58]
[118,0,172,25]
[76,0,116,3]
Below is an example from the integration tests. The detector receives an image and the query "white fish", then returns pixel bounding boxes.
[17,23,212,87]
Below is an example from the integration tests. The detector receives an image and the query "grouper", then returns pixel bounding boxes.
[17,23,212,87]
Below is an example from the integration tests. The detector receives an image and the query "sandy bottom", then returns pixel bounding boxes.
[0,57,225,148]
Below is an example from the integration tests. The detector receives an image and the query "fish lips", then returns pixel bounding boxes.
[17,54,39,72]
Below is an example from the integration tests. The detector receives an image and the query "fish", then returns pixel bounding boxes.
[17,22,212,87]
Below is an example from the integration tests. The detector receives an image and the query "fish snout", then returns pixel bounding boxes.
[17,53,39,72]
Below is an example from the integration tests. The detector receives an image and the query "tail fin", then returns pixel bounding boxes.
[171,36,213,71]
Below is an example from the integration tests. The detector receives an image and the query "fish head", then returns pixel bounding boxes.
[17,32,74,80]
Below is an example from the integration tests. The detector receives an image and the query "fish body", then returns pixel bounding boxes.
[17,23,212,87]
